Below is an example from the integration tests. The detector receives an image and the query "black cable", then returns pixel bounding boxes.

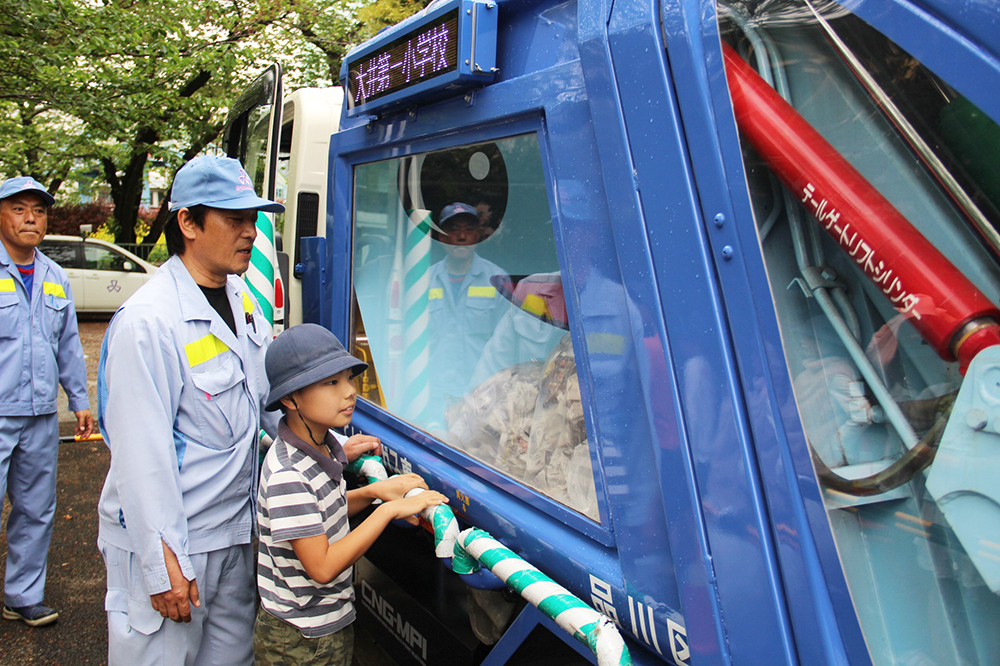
[810,397,953,497]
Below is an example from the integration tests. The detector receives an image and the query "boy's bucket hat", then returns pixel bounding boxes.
[265,324,368,411]
[0,176,55,206]
[168,156,284,213]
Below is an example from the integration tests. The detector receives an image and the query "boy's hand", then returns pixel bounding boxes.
[370,473,428,502]
[385,491,449,525]
[342,434,382,461]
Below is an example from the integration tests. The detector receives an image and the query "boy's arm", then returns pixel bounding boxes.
[291,491,448,584]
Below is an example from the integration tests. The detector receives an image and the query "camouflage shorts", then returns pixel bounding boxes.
[252,607,354,666]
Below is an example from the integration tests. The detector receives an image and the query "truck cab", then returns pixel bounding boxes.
[226,0,1000,663]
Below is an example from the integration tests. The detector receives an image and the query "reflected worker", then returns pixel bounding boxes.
[426,203,508,427]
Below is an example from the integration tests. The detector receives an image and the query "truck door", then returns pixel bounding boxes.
[221,64,285,331]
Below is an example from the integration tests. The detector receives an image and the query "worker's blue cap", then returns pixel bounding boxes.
[439,202,480,227]
[0,176,55,206]
[265,324,368,411]
[168,156,284,213]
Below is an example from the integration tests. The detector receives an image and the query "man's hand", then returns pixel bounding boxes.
[149,541,200,622]
[342,434,382,461]
[74,410,93,439]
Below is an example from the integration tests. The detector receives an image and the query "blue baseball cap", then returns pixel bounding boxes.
[439,202,480,227]
[0,176,55,206]
[265,324,368,411]
[168,156,284,213]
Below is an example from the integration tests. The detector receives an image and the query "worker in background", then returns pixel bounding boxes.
[0,176,92,628]
[426,202,509,428]
[96,156,283,665]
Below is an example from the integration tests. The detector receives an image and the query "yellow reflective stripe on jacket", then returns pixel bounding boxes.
[185,334,230,368]
[467,286,497,298]
[428,288,444,301]
[242,292,255,314]
[43,282,66,299]
[521,293,550,318]
[0,278,14,292]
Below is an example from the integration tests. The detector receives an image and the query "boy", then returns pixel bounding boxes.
[255,323,447,665]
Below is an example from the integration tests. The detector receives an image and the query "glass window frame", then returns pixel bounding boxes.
[328,113,614,544]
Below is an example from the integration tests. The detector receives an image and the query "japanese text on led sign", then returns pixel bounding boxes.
[348,10,459,108]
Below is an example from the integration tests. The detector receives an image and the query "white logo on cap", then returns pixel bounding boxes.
[20,181,36,190]
[236,168,253,192]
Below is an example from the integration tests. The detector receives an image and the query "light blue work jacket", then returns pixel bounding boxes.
[98,256,277,595]
[0,241,89,416]
[426,253,510,424]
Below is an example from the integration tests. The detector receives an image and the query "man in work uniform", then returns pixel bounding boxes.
[425,202,508,428]
[96,156,282,665]
[0,176,92,627]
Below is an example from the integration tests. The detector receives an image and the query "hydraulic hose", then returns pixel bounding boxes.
[810,397,952,496]
[722,42,1000,372]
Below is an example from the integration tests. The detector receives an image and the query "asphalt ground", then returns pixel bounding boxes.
[0,318,396,666]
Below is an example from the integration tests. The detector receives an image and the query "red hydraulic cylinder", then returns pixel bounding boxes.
[722,43,1000,371]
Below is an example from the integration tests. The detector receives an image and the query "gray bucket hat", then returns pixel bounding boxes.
[265,324,368,411]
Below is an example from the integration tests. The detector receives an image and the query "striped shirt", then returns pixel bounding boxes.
[257,421,355,637]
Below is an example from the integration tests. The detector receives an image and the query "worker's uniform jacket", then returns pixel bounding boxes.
[0,242,88,416]
[97,255,276,597]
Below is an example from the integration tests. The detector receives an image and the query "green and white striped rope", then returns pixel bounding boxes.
[346,454,389,484]
[454,528,632,666]
[405,487,461,558]
[245,210,276,326]
[354,463,631,665]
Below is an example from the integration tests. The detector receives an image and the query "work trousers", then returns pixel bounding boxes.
[0,413,59,608]
[100,541,255,666]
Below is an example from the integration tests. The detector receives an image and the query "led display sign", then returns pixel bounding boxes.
[342,0,498,117]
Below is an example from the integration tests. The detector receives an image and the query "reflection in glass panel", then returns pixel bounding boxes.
[352,134,599,520]
[718,1,1000,663]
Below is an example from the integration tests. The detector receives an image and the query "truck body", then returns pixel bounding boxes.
[223,0,1000,663]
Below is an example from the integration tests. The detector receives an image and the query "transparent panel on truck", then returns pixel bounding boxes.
[718,1,1000,663]
[351,134,601,521]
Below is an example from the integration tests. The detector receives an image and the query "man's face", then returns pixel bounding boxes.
[184,207,258,283]
[441,217,482,260]
[0,192,48,257]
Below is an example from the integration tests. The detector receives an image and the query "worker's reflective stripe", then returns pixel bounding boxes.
[0,278,14,292]
[521,293,550,317]
[43,282,66,299]
[428,288,444,301]
[242,292,255,315]
[586,332,626,356]
[468,286,496,298]
[184,334,230,367]
[243,292,254,314]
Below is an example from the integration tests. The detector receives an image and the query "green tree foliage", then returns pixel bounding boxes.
[0,0,427,243]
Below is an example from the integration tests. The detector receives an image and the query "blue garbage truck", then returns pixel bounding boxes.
[222,0,1000,663]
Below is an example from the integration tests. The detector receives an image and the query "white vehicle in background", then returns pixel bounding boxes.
[222,67,344,329]
[38,235,157,314]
